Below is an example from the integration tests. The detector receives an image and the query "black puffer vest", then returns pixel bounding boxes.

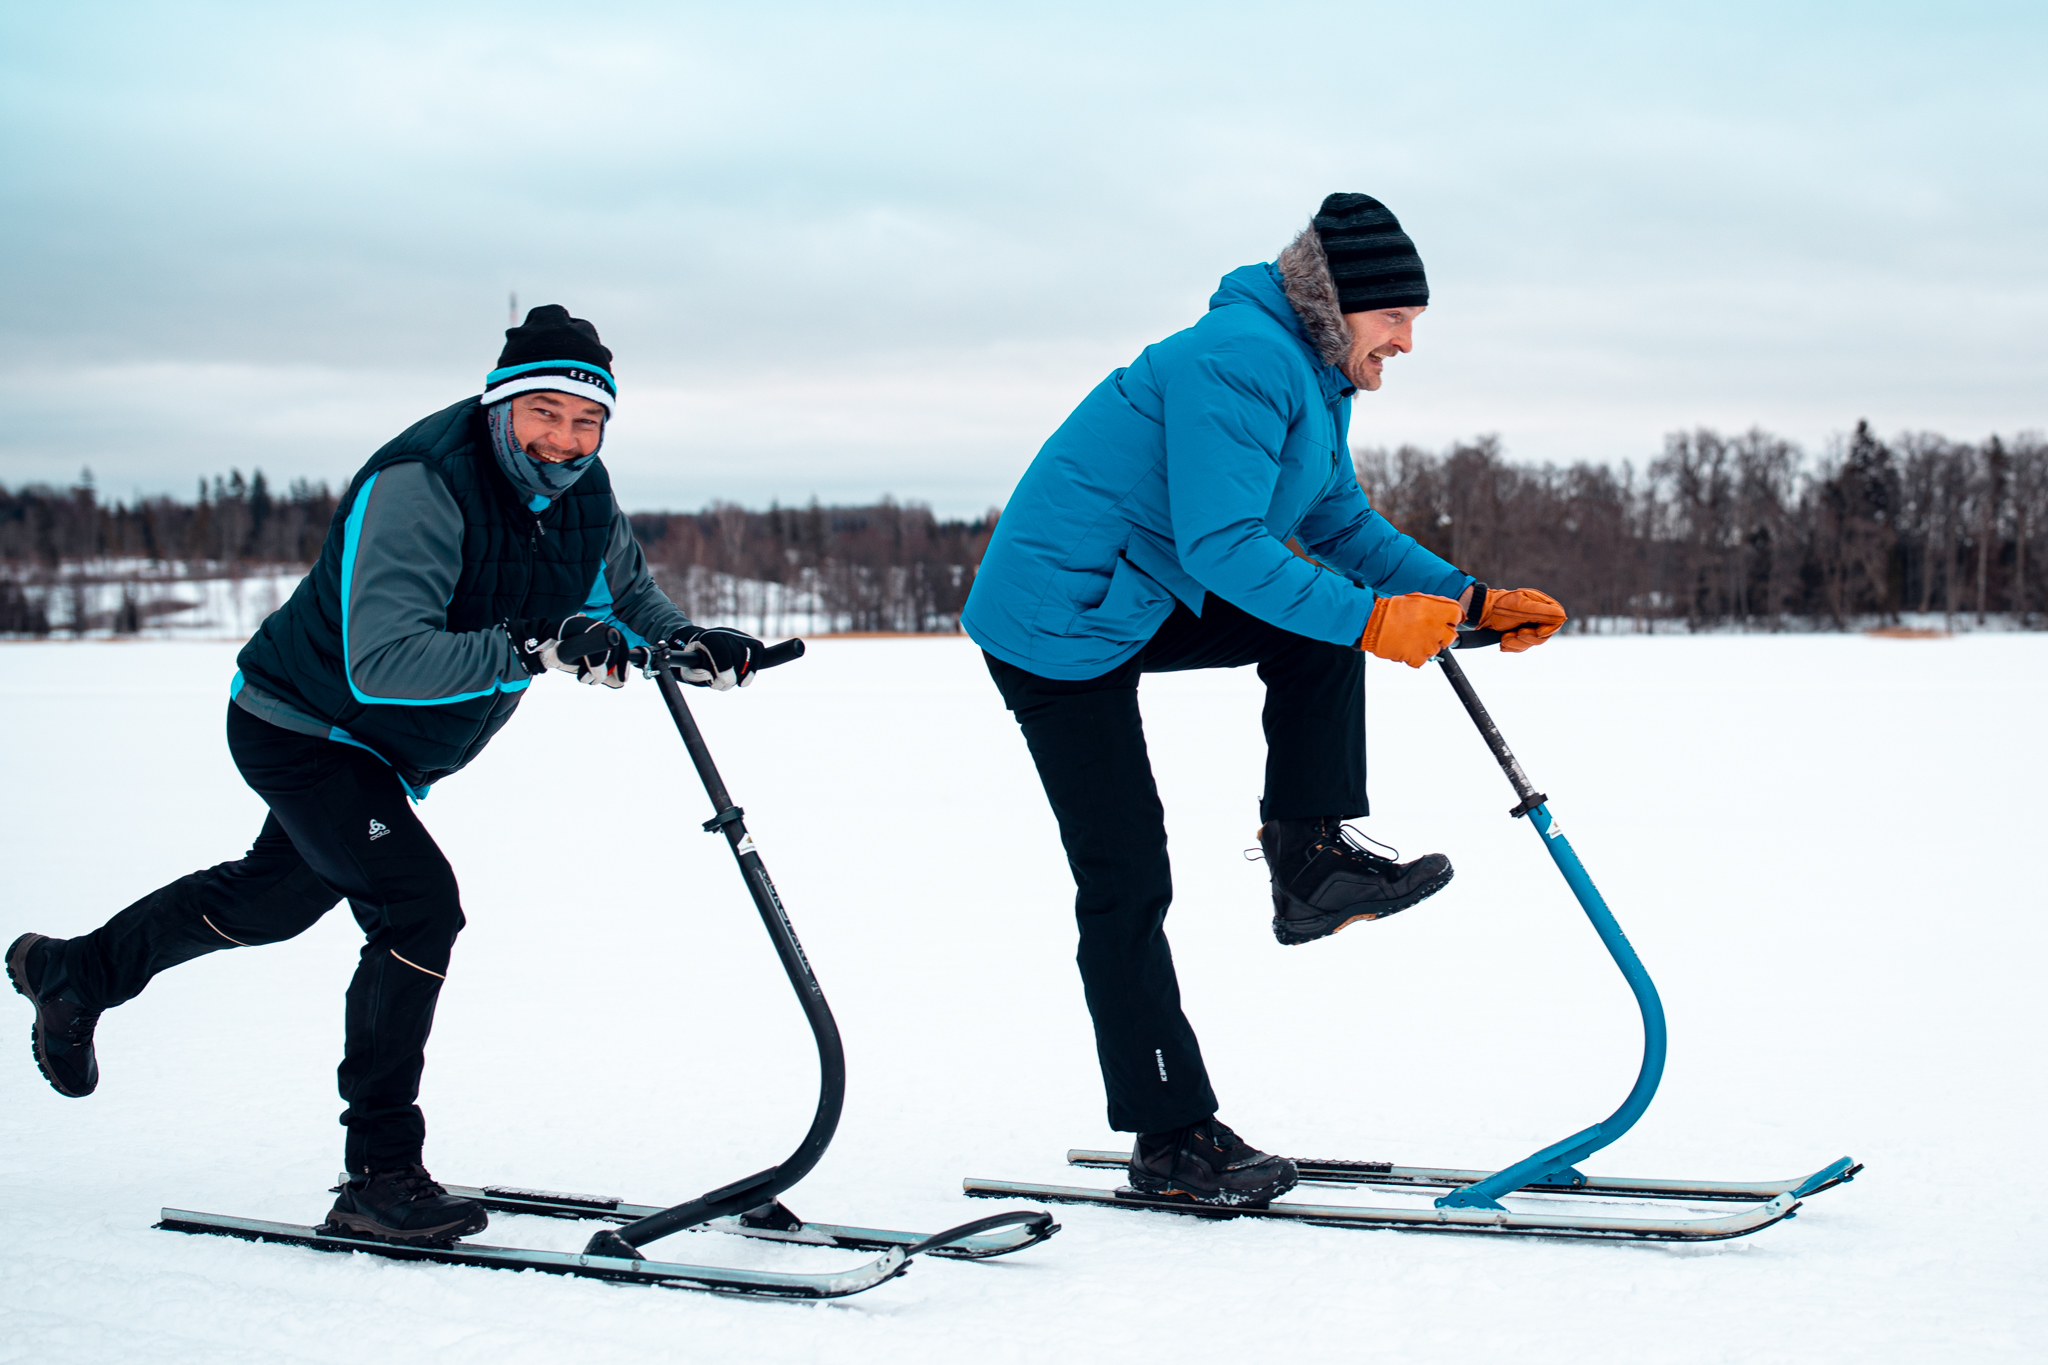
[238,397,616,787]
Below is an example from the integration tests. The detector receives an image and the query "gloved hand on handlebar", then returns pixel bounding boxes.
[1358,592,1465,668]
[507,615,631,688]
[1468,584,1568,653]
[663,625,765,690]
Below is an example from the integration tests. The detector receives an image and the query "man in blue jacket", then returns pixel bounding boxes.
[962,194,1567,1206]
[7,307,765,1244]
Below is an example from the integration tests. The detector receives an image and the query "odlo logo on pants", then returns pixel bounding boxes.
[368,820,390,842]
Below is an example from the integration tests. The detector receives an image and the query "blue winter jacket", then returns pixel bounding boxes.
[962,262,1472,680]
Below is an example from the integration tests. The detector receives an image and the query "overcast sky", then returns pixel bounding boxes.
[3,1,2042,515]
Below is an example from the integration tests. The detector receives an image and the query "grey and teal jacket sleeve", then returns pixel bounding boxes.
[342,461,530,703]
[583,505,692,646]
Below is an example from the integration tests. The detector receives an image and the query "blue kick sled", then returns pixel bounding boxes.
[966,629,1859,1241]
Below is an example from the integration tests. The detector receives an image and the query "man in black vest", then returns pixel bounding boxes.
[6,307,762,1244]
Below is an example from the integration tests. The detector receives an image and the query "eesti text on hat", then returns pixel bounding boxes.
[8,304,772,1244]
[958,191,1570,1204]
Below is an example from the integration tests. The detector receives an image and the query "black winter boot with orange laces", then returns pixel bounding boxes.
[321,1164,489,1245]
[1258,818,1453,946]
[1128,1116,1298,1207]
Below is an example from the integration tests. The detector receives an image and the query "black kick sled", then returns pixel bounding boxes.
[163,636,1056,1298]
[965,628,1859,1243]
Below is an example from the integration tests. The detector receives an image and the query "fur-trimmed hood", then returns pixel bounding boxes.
[1275,226,1351,368]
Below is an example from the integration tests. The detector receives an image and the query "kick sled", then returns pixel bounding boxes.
[164,637,1056,1298]
[965,628,1858,1243]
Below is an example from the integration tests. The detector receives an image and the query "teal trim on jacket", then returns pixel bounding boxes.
[336,469,532,708]
[961,261,1472,680]
[235,397,661,789]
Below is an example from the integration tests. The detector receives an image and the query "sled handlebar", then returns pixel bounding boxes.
[634,637,806,672]
[1452,627,1504,650]
[556,633,808,673]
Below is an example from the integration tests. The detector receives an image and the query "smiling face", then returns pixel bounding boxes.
[1339,305,1426,391]
[509,391,608,463]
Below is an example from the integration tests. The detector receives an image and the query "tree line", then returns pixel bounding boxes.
[0,469,996,636]
[1356,422,2044,629]
[0,470,340,569]
[627,500,996,635]
[0,471,341,635]
[3,420,2042,636]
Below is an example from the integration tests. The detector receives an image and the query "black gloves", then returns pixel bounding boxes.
[506,618,766,690]
[507,615,631,688]
[663,625,764,690]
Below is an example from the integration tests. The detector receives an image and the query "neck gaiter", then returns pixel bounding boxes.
[486,400,600,508]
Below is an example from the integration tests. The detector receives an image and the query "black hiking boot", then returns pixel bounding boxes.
[1128,1116,1298,1207]
[1258,819,1453,946]
[6,933,101,1098]
[320,1165,489,1246]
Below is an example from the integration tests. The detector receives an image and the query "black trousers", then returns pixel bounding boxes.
[986,594,1367,1133]
[55,704,465,1173]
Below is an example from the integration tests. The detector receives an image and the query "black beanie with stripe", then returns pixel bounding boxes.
[1311,194,1429,313]
[481,305,617,416]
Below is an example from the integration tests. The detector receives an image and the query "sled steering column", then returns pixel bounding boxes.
[1429,629,1666,1210]
[581,636,842,1256]
[583,638,1037,1260]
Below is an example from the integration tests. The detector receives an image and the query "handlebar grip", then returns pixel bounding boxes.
[1453,627,1505,650]
[756,638,806,670]
[556,625,625,664]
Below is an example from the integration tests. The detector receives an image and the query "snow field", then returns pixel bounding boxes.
[0,634,2042,1363]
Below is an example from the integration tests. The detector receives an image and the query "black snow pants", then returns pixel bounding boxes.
[985,593,1367,1134]
[53,703,465,1174]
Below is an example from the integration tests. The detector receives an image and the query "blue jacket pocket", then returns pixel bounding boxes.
[1120,525,1207,614]
[1060,551,1176,641]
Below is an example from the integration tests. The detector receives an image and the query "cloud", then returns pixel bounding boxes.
[3,1,2043,513]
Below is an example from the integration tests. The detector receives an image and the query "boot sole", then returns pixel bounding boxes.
[6,933,94,1099]
[1270,864,1454,947]
[318,1205,489,1247]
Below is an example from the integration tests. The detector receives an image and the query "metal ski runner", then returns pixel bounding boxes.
[163,638,1055,1299]
[445,1182,1054,1259]
[960,1179,1801,1242]
[1061,1150,1861,1205]
[157,1208,1049,1298]
[961,628,1857,1244]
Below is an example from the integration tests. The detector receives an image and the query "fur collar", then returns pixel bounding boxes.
[1276,226,1351,368]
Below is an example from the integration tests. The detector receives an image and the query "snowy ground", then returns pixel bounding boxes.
[1,633,2042,1363]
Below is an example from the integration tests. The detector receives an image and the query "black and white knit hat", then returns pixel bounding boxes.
[481,305,617,416]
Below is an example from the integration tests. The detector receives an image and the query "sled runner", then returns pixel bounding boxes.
[1061,1149,1860,1205]
[964,629,1857,1244]
[164,638,1056,1298]
[958,1179,1807,1242]
[437,1181,1052,1258]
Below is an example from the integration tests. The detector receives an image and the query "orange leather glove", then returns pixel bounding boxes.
[1477,586,1568,653]
[1358,593,1464,668]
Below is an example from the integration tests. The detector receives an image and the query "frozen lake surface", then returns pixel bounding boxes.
[2,633,2042,1363]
